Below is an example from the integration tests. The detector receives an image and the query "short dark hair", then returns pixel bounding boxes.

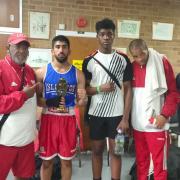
[129,39,148,53]
[52,35,70,48]
[95,18,116,33]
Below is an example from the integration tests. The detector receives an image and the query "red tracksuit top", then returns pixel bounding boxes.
[0,55,35,114]
[132,56,178,132]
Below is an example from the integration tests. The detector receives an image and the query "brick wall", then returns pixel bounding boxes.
[23,0,180,74]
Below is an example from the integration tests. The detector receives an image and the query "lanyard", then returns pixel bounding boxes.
[0,58,26,131]
[5,57,25,88]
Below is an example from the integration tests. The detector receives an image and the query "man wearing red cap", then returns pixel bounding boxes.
[0,33,39,180]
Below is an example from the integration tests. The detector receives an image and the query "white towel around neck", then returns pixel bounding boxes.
[144,48,167,114]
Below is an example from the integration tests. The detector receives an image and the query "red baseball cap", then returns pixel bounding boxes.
[8,33,30,46]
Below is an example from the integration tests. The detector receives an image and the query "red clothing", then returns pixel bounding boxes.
[0,55,36,179]
[132,56,178,133]
[132,56,177,118]
[39,114,77,160]
[134,130,169,180]
[132,51,177,180]
[0,143,35,179]
[0,55,35,114]
[0,55,37,147]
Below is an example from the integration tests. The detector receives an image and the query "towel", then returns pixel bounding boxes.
[144,48,167,115]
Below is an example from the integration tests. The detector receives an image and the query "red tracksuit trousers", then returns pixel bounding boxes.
[133,130,169,180]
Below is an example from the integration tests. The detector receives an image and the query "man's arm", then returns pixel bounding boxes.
[82,56,116,96]
[0,68,37,114]
[123,81,132,121]
[86,81,115,96]
[161,57,178,117]
[155,57,178,128]
[35,67,46,107]
[0,85,27,114]
[117,81,132,132]
[76,69,87,106]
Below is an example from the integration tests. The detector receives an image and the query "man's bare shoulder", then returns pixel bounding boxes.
[35,65,47,81]
[75,68,84,77]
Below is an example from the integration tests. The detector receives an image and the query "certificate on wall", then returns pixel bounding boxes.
[29,12,50,39]
[117,20,141,38]
[152,22,174,41]
[27,48,52,67]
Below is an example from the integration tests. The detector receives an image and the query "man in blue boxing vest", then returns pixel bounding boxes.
[36,35,87,180]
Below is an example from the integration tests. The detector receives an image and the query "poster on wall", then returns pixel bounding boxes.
[117,20,141,38]
[152,22,174,41]
[27,48,52,68]
[29,11,50,39]
[72,60,83,70]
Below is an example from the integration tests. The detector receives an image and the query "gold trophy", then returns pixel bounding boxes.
[56,78,68,113]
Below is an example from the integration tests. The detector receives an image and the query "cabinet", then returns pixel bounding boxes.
[0,0,22,59]
[0,0,20,28]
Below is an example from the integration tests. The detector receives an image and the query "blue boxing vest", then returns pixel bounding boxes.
[43,63,77,113]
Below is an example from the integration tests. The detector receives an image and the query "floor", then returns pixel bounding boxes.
[71,151,135,180]
[7,151,135,180]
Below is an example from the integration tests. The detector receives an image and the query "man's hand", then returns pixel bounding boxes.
[77,88,87,105]
[77,88,87,99]
[23,83,39,98]
[100,82,115,93]
[116,118,129,134]
[46,96,61,107]
[155,115,167,129]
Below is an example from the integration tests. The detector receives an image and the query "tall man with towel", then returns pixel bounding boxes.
[129,39,178,180]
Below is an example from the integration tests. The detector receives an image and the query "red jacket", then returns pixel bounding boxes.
[132,56,177,118]
[0,55,36,114]
[131,55,178,132]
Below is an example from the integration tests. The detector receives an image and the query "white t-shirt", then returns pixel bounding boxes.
[83,50,132,117]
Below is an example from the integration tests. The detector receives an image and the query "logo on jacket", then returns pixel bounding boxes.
[11,82,18,86]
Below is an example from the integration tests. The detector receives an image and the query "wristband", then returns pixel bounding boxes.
[96,86,100,94]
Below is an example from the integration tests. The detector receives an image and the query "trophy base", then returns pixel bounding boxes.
[56,106,69,113]
[48,106,69,114]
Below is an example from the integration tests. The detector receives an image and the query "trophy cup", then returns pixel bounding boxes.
[56,78,68,113]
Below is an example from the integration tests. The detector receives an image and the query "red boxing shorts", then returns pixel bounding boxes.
[39,114,77,160]
[0,142,35,179]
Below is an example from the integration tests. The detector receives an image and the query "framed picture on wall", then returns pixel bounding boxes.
[117,20,141,38]
[29,11,50,39]
[27,48,52,67]
[152,22,174,41]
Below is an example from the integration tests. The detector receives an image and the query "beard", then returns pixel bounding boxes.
[54,53,68,63]
[10,52,27,66]
[55,54,68,63]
